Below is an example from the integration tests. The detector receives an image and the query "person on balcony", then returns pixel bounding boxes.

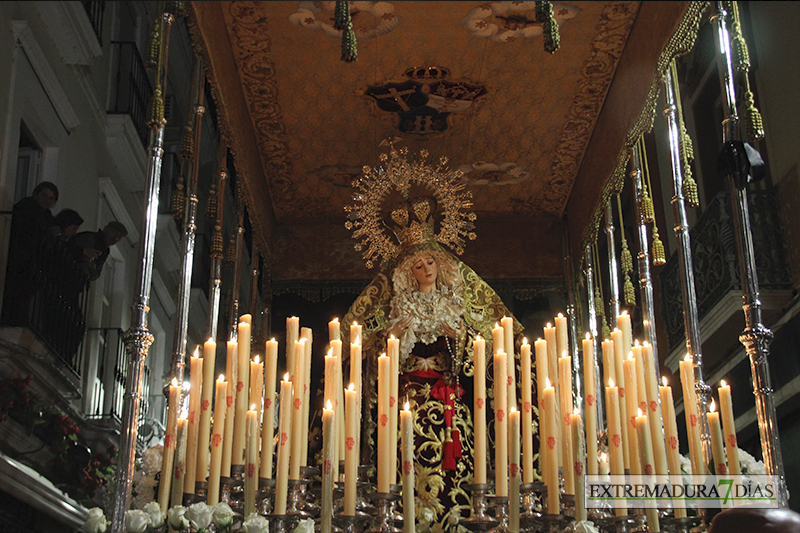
[1,181,59,326]
[51,209,84,242]
[68,221,128,283]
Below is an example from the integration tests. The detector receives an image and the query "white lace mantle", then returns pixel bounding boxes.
[388,287,463,363]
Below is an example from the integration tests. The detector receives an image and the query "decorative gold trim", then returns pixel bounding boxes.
[578,1,709,259]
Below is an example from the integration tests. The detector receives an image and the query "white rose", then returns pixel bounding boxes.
[242,513,269,533]
[213,502,235,529]
[294,518,314,533]
[125,510,150,533]
[186,502,214,531]
[574,520,601,533]
[83,507,107,533]
[141,445,164,476]
[142,501,164,529]
[167,506,189,530]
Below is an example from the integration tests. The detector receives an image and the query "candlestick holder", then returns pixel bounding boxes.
[659,515,702,533]
[461,484,498,533]
[518,482,543,532]
[268,514,300,533]
[258,478,276,516]
[487,496,508,533]
[593,514,641,533]
[561,494,575,518]
[365,492,401,533]
[229,465,246,516]
[333,514,370,533]
[194,480,208,502]
[288,479,314,518]
[534,513,574,533]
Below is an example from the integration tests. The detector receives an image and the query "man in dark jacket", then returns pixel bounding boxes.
[69,221,128,282]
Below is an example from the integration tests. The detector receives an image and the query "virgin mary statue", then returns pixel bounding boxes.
[341,143,526,532]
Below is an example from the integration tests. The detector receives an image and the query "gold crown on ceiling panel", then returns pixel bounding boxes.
[345,139,477,269]
[404,66,450,82]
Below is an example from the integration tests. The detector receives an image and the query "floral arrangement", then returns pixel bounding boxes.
[680,448,766,476]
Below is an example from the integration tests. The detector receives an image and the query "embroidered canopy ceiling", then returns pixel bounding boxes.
[189,1,694,282]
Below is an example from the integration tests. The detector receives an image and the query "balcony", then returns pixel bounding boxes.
[658,190,794,374]
[109,41,153,148]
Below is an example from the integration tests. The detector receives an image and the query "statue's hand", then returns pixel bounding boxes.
[440,322,458,339]
[388,316,413,339]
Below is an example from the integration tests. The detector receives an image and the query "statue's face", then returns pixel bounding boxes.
[412,254,437,288]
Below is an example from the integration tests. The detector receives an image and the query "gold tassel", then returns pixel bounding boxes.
[144,17,161,70]
[624,272,636,306]
[171,174,185,221]
[744,90,765,142]
[166,1,186,18]
[595,285,606,331]
[683,173,700,208]
[147,88,165,128]
[602,319,612,342]
[621,240,633,275]
[652,229,666,266]
[643,192,655,224]
[210,227,223,259]
[225,233,236,267]
[180,124,194,161]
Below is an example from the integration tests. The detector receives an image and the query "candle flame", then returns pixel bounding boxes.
[601,452,608,461]
[495,322,500,329]
[684,353,692,362]
[609,378,615,388]
[643,341,650,347]
[546,322,552,328]
[218,374,225,382]
[184,382,191,391]
[585,332,592,340]
[208,337,214,344]
[332,317,339,323]
[662,376,668,387]
[271,337,276,342]
[638,408,643,417]
[545,378,552,388]
[510,406,516,413]
[171,378,178,387]
[562,350,567,358]
[193,347,200,358]
[326,348,333,358]
[179,412,188,421]
[710,399,717,413]
[627,352,634,361]
[254,355,260,364]
[574,408,580,415]
[251,404,256,410]
[353,321,358,326]
[326,400,333,410]
[558,312,564,318]
[613,327,620,333]
[404,401,410,411]
[229,339,238,346]
[522,337,528,345]
[720,379,727,388]
[299,338,307,344]
[284,373,290,382]
[634,339,640,347]
[621,310,629,316]
[348,383,355,391]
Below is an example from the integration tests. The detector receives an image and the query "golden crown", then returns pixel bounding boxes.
[345,139,476,269]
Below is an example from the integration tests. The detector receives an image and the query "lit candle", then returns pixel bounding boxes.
[544,322,562,470]
[233,319,252,467]
[534,338,549,479]
[196,338,217,484]
[401,402,415,533]
[171,414,188,509]
[323,348,337,471]
[207,375,228,505]
[377,354,391,493]
[520,339,534,483]
[290,339,306,479]
[582,334,598,475]
[473,336,487,484]
[387,336,399,485]
[605,378,626,515]
[718,380,741,475]
[558,353,574,494]
[611,329,629,470]
[642,342,668,479]
[555,313,568,362]
[494,350,508,497]
[679,355,705,476]
[635,409,659,532]
[249,355,263,429]
[509,407,520,533]
[543,379,559,515]
[350,324,363,456]
[571,409,587,522]
[502,316,516,410]
[329,317,341,342]
[274,375,293,515]
[599,452,610,476]
[184,348,203,494]
[260,339,278,479]
[708,400,727,475]
[222,340,237,477]
[321,400,336,533]
[244,404,258,516]
[659,377,686,518]
[623,353,641,476]
[602,338,616,390]
[300,328,314,467]
[158,378,180,514]
[286,316,299,379]
[618,311,632,359]
[344,384,358,515]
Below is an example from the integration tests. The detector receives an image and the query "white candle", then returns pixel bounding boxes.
[543,380,559,515]
[249,355,263,432]
[544,322,562,470]
[321,401,336,533]
[329,317,341,342]
[636,409,659,532]
[184,348,202,494]
[196,339,217,483]
[207,375,228,505]
[502,316,516,410]
[260,339,278,479]
[158,378,180,514]
[344,385,358,515]
[642,342,668,480]
[582,334,598,475]
[286,317,299,379]
[558,354,574,494]
[605,379,626,515]
[623,353,641,476]
[509,407,520,533]
[520,339,534,483]
[679,355,706,476]
[233,319,252,467]
[708,400,727,475]
[387,336,399,485]
[611,329,629,470]
[718,380,741,475]
[274,376,293,514]
[555,313,568,363]
[660,377,686,518]
[290,339,306,479]
[171,415,188,509]
[300,328,313,467]
[473,336,487,484]
[571,409,587,522]
[244,405,258,516]
[350,324,363,457]
[222,341,237,478]
[534,338,549,479]
[494,350,508,497]
[401,403,415,533]
[377,354,391,493]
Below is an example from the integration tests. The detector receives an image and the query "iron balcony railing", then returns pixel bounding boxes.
[81,1,105,45]
[109,41,153,148]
